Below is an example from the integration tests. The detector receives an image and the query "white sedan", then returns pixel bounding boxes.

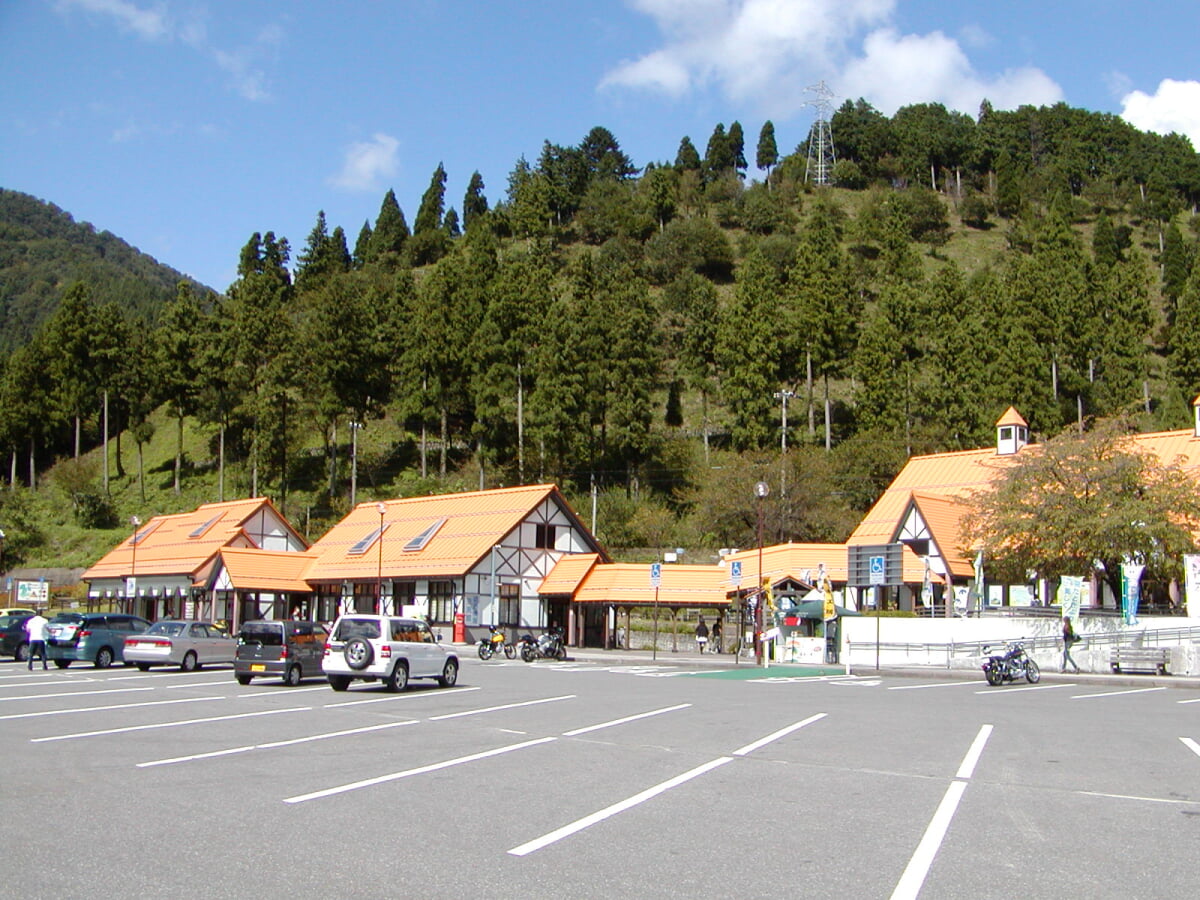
[124,620,236,671]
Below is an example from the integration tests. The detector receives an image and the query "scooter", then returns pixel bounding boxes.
[982,641,1041,686]
[520,628,566,662]
[477,625,515,660]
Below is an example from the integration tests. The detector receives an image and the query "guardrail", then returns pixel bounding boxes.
[847,625,1200,669]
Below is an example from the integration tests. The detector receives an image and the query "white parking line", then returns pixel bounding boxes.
[975,684,1073,695]
[1181,737,1200,759]
[284,736,556,804]
[1071,687,1167,700]
[732,713,826,756]
[428,694,575,720]
[0,687,153,703]
[0,695,220,721]
[137,720,418,767]
[508,756,734,857]
[238,686,331,698]
[562,703,691,736]
[323,686,480,707]
[31,705,309,742]
[889,682,977,691]
[890,723,992,900]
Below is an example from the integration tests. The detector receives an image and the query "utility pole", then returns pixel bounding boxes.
[804,80,837,186]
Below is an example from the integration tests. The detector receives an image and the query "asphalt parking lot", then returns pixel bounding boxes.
[3,655,1198,899]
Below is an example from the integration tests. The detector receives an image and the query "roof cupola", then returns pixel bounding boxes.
[996,406,1028,456]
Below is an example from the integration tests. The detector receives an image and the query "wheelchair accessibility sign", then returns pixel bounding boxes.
[869,555,885,585]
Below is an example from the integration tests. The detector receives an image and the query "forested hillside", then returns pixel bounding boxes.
[3,99,1200,569]
[0,188,207,351]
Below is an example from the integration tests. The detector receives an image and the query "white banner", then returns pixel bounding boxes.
[1185,555,1200,618]
[1059,575,1083,622]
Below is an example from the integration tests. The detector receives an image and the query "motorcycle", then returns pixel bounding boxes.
[982,641,1041,686]
[477,625,516,660]
[520,628,566,662]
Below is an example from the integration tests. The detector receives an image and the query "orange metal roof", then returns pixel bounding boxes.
[996,406,1027,427]
[538,553,601,594]
[849,425,1200,568]
[82,498,297,581]
[303,484,602,584]
[217,548,317,593]
[907,492,975,578]
[571,563,730,607]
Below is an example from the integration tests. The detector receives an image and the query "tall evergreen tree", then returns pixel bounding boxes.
[414,163,448,234]
[756,120,778,183]
[727,121,747,173]
[463,171,489,231]
[675,136,702,172]
[153,283,207,494]
[368,189,410,261]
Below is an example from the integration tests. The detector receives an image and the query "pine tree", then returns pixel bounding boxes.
[414,163,447,234]
[368,189,410,261]
[463,171,488,231]
[756,121,778,183]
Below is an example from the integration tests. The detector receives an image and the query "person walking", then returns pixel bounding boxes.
[695,617,709,653]
[24,609,49,670]
[711,618,722,654]
[1061,617,1082,673]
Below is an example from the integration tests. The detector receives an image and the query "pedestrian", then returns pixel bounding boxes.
[711,618,722,653]
[695,617,709,653]
[1061,617,1081,673]
[24,608,49,670]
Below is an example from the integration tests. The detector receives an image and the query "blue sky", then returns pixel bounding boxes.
[2,1,1198,293]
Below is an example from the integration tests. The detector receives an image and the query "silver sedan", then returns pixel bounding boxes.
[123,620,236,671]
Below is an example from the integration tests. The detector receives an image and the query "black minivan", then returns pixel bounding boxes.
[234,619,328,686]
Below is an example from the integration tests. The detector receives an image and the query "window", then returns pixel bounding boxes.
[347,526,385,556]
[428,581,455,623]
[188,515,221,538]
[535,523,557,549]
[393,582,416,606]
[404,519,446,552]
[499,583,520,626]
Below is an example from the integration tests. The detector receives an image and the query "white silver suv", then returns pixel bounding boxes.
[322,615,459,692]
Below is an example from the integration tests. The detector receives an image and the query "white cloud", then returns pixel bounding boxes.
[841,29,1062,116]
[330,134,401,192]
[56,0,279,103]
[1121,79,1200,149]
[58,0,170,41]
[603,0,1061,119]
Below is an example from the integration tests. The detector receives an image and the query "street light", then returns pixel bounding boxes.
[129,515,141,615]
[754,481,769,667]
[376,501,387,615]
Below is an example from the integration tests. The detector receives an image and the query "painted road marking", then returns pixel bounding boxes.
[428,694,575,721]
[32,705,309,742]
[138,720,418,767]
[563,703,691,737]
[0,687,153,702]
[323,686,480,707]
[1071,687,1167,700]
[890,723,992,900]
[0,695,220,721]
[284,737,556,804]
[733,713,827,756]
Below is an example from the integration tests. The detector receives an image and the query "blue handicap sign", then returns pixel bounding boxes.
[869,555,885,585]
[650,562,662,587]
[731,560,742,585]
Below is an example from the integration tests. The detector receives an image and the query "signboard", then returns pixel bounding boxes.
[650,563,662,588]
[731,560,742,588]
[1187,555,1200,619]
[16,580,49,607]
[847,544,904,587]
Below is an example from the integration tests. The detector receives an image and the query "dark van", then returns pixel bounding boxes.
[45,612,151,668]
[234,619,328,686]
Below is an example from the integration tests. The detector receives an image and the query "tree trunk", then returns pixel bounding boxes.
[28,436,35,489]
[218,424,225,503]
[174,414,183,495]
[137,441,145,503]
[824,374,832,451]
[74,414,81,459]
[806,348,815,437]
[102,390,109,494]
[517,361,525,484]
[439,408,448,477]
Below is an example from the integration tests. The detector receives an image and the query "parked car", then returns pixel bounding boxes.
[0,607,37,618]
[0,614,34,661]
[123,620,237,671]
[322,614,458,692]
[45,612,151,669]
[234,619,328,686]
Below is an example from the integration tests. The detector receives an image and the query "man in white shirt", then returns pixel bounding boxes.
[24,610,48,670]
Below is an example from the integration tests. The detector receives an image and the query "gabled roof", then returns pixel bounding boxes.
[538,553,601,595]
[570,563,730,607]
[216,548,317,593]
[902,492,975,578]
[303,484,605,584]
[848,419,1200,567]
[82,498,303,582]
[996,406,1027,427]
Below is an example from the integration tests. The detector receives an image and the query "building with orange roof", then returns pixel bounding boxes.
[300,484,608,641]
[82,498,309,623]
[847,401,1200,613]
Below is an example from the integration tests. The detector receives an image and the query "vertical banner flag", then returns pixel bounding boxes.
[1120,563,1145,625]
[1185,555,1200,619]
[1060,575,1083,623]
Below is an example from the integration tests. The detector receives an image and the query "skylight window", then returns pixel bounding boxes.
[130,521,160,545]
[188,515,221,538]
[347,525,387,556]
[403,518,446,552]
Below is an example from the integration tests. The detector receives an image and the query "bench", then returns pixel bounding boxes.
[1110,646,1169,675]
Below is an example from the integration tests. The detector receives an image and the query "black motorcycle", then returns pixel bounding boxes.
[520,628,566,662]
[477,625,515,660]
[982,641,1041,686]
